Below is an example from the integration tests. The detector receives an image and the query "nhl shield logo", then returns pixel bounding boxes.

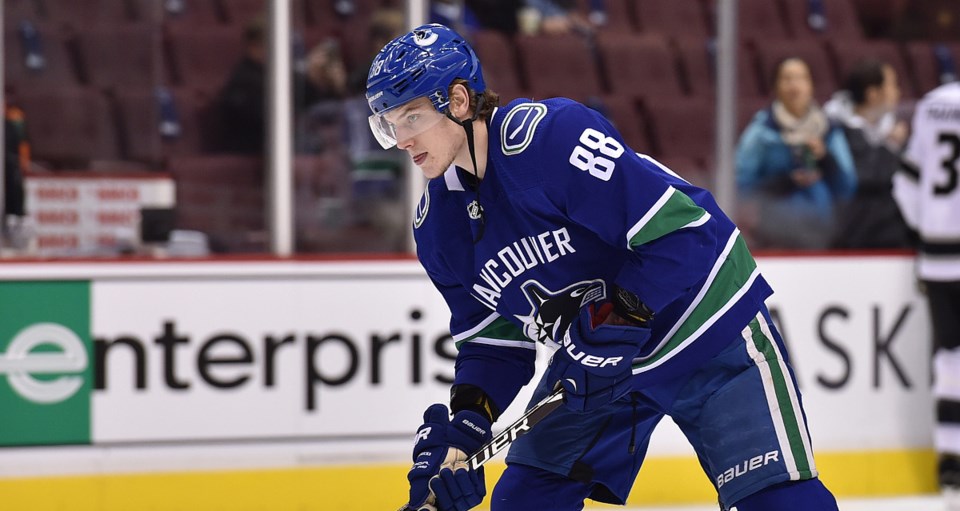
[467,200,483,220]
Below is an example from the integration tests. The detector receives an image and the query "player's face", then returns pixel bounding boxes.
[388,98,463,179]
[775,59,814,117]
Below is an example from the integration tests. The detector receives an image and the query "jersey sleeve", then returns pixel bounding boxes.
[525,101,720,313]
[418,249,536,417]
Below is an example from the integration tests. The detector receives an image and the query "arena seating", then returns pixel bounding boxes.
[595,33,684,101]
[634,0,712,38]
[470,29,525,101]
[781,0,864,40]
[4,0,960,252]
[644,96,715,164]
[598,94,649,152]
[75,24,170,89]
[515,33,602,99]
[4,21,80,90]
[15,87,122,167]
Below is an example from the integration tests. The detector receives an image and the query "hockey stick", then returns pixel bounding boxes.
[396,386,565,511]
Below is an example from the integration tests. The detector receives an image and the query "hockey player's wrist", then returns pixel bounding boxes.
[611,284,654,327]
[450,384,500,423]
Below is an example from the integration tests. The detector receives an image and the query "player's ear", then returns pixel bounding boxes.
[449,83,470,120]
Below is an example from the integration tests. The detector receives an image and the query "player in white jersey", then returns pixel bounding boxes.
[893,82,960,510]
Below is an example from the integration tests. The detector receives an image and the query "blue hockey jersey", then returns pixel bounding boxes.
[414,97,774,415]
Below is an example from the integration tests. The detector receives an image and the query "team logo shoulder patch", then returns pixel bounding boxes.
[501,103,548,155]
[413,185,430,229]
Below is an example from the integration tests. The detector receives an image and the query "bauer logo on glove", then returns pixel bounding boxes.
[406,404,492,511]
[561,329,626,370]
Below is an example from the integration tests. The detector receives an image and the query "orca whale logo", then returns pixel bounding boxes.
[413,28,439,47]
[514,279,605,345]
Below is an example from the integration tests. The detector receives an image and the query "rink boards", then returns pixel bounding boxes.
[0,254,938,509]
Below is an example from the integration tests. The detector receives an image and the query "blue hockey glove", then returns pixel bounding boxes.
[406,404,492,511]
[550,303,650,412]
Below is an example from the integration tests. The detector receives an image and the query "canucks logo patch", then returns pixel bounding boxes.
[413,185,430,229]
[501,103,547,155]
[514,279,605,345]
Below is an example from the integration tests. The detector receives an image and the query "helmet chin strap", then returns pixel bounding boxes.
[445,94,487,243]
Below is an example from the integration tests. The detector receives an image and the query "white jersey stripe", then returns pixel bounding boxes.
[757,312,817,477]
[936,423,960,455]
[681,211,712,230]
[625,186,676,247]
[742,317,799,477]
[934,348,960,401]
[634,266,760,373]
[466,337,537,350]
[651,229,739,348]
[443,165,464,191]
[452,311,501,342]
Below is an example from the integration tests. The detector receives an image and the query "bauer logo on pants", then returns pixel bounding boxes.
[0,281,91,446]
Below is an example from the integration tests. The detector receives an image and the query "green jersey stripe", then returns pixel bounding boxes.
[634,231,758,370]
[745,314,817,480]
[453,311,501,342]
[626,187,709,247]
[757,314,817,474]
[742,317,799,476]
[454,315,532,349]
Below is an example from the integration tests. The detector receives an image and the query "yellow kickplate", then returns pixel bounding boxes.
[0,449,938,511]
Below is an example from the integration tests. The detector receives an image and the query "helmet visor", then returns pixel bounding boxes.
[368,98,447,149]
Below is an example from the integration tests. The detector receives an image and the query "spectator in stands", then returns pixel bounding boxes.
[296,15,407,253]
[303,38,348,105]
[825,58,913,249]
[4,98,28,249]
[736,57,857,250]
[347,8,406,94]
[218,17,342,156]
[463,0,521,35]
[459,0,603,36]
[296,38,350,154]
[339,7,407,187]
[216,17,268,154]
[336,7,407,168]
[432,0,465,31]
[885,0,960,41]
[519,0,594,36]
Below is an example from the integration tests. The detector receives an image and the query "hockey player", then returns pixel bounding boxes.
[366,23,839,511]
[893,81,960,511]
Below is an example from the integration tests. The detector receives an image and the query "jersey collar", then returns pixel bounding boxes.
[442,109,500,193]
[443,165,465,191]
